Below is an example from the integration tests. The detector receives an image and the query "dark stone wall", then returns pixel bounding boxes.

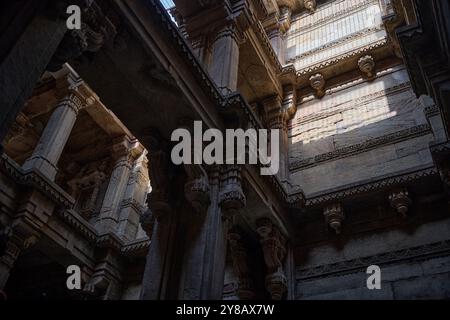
[296,255,450,299]
[295,216,450,299]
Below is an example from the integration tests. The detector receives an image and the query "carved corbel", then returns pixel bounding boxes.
[263,95,284,130]
[358,55,376,80]
[304,0,317,13]
[279,6,292,33]
[83,272,113,300]
[139,208,155,238]
[389,188,412,217]
[256,218,287,300]
[323,203,345,234]
[282,85,297,121]
[227,228,255,300]
[309,73,326,99]
[218,165,246,220]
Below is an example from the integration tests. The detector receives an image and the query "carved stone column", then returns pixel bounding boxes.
[96,136,140,234]
[256,218,287,300]
[22,92,88,181]
[117,152,150,240]
[227,229,255,300]
[209,25,242,94]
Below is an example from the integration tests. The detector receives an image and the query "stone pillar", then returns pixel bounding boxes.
[267,27,284,64]
[22,92,86,181]
[209,25,241,94]
[117,152,149,240]
[96,136,139,234]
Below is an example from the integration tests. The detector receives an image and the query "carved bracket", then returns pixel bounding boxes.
[389,188,412,217]
[323,203,345,234]
[309,73,326,98]
[358,55,376,80]
[256,218,287,300]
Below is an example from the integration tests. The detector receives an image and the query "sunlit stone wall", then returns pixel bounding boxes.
[289,67,438,196]
[285,0,386,72]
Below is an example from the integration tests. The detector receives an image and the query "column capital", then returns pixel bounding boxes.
[218,165,246,219]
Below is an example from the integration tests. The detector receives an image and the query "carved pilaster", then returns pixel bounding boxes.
[209,24,243,95]
[96,137,142,233]
[0,232,38,289]
[219,165,246,220]
[256,218,287,300]
[309,73,326,99]
[323,203,345,234]
[227,229,255,300]
[389,188,412,217]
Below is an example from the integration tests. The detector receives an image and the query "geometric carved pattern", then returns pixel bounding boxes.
[290,124,431,171]
[297,166,438,207]
[296,240,450,280]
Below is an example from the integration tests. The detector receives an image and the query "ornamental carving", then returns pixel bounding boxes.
[48,2,118,72]
[304,0,317,13]
[256,218,287,300]
[309,73,325,98]
[218,165,246,219]
[227,229,255,300]
[185,174,211,216]
[139,208,155,238]
[358,55,376,80]
[323,203,345,234]
[388,188,412,217]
